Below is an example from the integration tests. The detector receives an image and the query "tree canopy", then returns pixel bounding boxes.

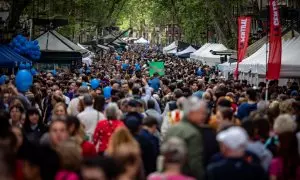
[117,0,247,48]
[4,0,248,48]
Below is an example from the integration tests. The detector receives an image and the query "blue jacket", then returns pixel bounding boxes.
[237,102,257,121]
[149,78,160,92]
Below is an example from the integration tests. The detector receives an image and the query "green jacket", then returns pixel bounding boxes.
[165,118,204,180]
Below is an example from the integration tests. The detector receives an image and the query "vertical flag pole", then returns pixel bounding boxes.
[265,0,270,102]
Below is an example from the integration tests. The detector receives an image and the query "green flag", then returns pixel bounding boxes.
[149,62,165,76]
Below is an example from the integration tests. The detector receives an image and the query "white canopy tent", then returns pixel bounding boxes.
[218,62,235,72]
[219,36,300,78]
[190,43,211,59]
[190,43,228,66]
[239,37,300,77]
[163,41,177,54]
[134,37,149,44]
[176,46,197,56]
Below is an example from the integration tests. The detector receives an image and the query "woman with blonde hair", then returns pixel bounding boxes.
[279,99,295,115]
[107,127,143,180]
[106,127,138,155]
[53,102,67,117]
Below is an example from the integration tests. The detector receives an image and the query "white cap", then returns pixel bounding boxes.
[217,127,248,150]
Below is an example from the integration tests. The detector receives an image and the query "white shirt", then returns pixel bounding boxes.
[67,97,81,116]
[77,106,105,141]
[64,95,70,105]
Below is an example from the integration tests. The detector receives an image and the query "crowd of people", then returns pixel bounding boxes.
[1,44,300,180]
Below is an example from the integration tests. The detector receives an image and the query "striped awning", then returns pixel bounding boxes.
[0,45,31,67]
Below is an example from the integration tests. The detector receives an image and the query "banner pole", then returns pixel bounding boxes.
[265,0,270,102]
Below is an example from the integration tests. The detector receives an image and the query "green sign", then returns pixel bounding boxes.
[149,62,165,76]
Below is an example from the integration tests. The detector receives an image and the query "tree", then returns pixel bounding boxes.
[117,0,248,48]
[3,0,33,30]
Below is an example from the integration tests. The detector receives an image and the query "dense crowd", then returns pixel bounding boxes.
[1,45,300,180]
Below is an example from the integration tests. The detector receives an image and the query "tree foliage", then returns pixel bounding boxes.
[5,0,247,47]
[117,0,248,48]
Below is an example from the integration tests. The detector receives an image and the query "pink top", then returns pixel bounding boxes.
[148,173,195,180]
[55,171,79,180]
[269,157,300,180]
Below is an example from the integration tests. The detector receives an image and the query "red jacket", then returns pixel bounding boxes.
[93,120,124,153]
[81,141,97,157]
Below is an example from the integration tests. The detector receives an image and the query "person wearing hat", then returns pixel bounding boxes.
[67,86,89,116]
[206,127,266,180]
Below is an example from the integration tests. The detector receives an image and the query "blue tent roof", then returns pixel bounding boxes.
[0,45,30,67]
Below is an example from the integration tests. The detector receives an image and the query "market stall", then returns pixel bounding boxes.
[176,45,197,58]
[190,43,228,66]
[35,30,86,71]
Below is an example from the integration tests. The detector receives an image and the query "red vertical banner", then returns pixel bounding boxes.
[234,16,251,78]
[267,0,282,80]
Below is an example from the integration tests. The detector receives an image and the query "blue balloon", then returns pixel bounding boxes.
[33,40,38,45]
[13,38,18,45]
[19,63,26,69]
[31,68,37,76]
[21,47,26,53]
[19,38,26,44]
[16,35,22,41]
[0,75,5,85]
[103,86,112,99]
[15,70,33,92]
[51,70,57,76]
[90,79,100,90]
[115,55,121,61]
[25,62,31,69]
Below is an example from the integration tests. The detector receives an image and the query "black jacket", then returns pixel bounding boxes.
[201,125,219,167]
[135,134,157,176]
[23,125,46,144]
[206,158,267,180]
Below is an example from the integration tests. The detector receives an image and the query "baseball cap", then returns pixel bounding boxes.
[217,126,248,150]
